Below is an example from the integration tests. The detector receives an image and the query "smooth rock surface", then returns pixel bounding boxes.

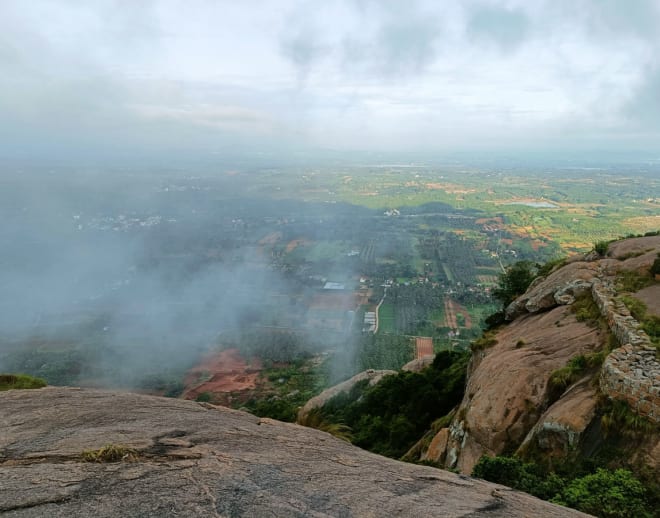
[0,387,589,518]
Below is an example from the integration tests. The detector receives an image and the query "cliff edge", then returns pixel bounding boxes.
[416,235,660,474]
[0,387,587,517]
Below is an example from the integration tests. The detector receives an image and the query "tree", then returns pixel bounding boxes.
[492,261,537,308]
[551,468,651,518]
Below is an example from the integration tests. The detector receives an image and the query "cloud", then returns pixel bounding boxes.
[342,1,444,78]
[1,0,660,156]
[623,65,660,129]
[132,103,275,132]
[466,4,529,52]
[280,29,328,80]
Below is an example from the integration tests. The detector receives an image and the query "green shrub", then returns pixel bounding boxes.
[594,240,610,256]
[472,455,565,501]
[195,392,212,402]
[493,261,537,308]
[547,355,593,402]
[551,468,651,518]
[473,456,655,518]
[301,350,469,458]
[641,316,660,343]
[0,373,47,391]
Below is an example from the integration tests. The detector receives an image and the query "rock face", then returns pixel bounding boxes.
[419,235,660,474]
[0,387,587,518]
[519,378,599,459]
[443,306,606,473]
[505,261,599,320]
[297,369,396,422]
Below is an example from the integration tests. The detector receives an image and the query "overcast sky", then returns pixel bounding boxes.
[2,0,660,159]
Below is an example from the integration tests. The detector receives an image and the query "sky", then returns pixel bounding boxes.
[2,0,660,159]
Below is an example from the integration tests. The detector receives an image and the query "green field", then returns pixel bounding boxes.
[377,303,396,334]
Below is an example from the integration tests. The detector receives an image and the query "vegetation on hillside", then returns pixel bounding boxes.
[299,350,469,458]
[0,373,47,391]
[472,456,654,518]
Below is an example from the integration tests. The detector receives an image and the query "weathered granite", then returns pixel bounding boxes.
[0,387,589,518]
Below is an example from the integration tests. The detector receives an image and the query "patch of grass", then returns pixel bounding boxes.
[571,293,600,326]
[593,240,611,256]
[298,408,353,442]
[547,351,606,404]
[0,373,47,391]
[621,295,647,321]
[82,444,138,463]
[620,295,660,355]
[515,339,526,348]
[599,399,658,439]
[470,331,498,352]
[195,392,212,403]
[616,271,654,293]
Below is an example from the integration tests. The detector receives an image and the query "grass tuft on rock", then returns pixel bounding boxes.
[82,444,138,463]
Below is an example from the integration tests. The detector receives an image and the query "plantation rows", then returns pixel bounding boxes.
[386,284,445,334]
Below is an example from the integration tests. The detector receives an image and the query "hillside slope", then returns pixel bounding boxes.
[0,387,589,517]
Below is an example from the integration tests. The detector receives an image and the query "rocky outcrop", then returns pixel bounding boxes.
[519,378,598,458]
[297,369,396,422]
[505,262,599,320]
[0,387,588,518]
[440,306,606,473]
[419,235,660,473]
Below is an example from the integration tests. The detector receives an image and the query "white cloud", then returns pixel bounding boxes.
[1,0,660,156]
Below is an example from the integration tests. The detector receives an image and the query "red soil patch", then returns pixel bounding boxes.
[183,348,262,402]
[416,337,434,359]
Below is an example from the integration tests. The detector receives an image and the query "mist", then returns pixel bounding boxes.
[0,168,369,389]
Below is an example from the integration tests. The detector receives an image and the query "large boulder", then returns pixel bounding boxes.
[422,305,606,474]
[0,387,588,517]
[505,262,599,320]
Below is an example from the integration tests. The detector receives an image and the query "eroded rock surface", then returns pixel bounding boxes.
[505,261,599,320]
[0,387,587,518]
[444,306,606,473]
